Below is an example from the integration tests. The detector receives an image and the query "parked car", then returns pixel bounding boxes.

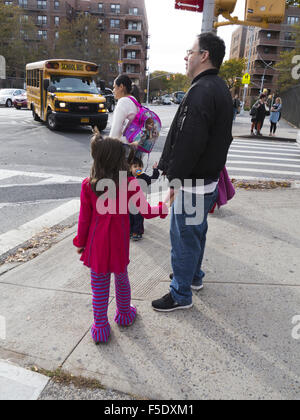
[159,94,172,105]
[13,92,28,109]
[172,91,186,104]
[0,89,25,107]
[98,87,115,112]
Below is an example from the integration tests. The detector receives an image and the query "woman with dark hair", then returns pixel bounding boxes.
[251,94,269,136]
[109,75,141,153]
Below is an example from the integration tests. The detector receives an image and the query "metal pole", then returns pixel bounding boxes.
[201,0,217,33]
[260,67,266,94]
[146,70,150,105]
[241,27,254,114]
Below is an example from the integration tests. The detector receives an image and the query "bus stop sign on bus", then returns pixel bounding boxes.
[175,0,204,13]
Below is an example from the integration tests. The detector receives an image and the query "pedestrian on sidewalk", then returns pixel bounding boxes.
[269,97,282,137]
[152,32,233,312]
[73,134,168,343]
[232,94,241,122]
[250,94,269,136]
[110,74,142,158]
[129,157,160,241]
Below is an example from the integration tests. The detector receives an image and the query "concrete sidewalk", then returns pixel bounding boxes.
[232,113,299,141]
[0,187,300,400]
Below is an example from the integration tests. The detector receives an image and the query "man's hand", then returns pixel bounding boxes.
[153,162,158,169]
[76,247,84,254]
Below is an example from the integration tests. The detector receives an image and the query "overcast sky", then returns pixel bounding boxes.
[145,0,246,74]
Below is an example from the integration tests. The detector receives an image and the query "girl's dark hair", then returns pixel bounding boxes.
[131,156,143,168]
[90,134,129,196]
[115,74,141,103]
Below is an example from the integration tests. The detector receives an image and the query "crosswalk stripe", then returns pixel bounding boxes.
[0,169,82,184]
[227,167,300,176]
[229,148,300,157]
[233,140,298,149]
[229,154,300,163]
[230,144,300,153]
[0,199,80,255]
[227,160,300,169]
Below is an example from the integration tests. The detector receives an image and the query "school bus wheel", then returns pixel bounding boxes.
[46,111,59,131]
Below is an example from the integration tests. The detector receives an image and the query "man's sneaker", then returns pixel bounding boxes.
[152,293,193,312]
[169,273,204,291]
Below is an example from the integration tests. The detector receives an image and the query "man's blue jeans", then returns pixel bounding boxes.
[170,187,218,305]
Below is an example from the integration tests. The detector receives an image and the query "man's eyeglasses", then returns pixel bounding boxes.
[186,49,208,57]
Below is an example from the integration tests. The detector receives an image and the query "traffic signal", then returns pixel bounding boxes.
[245,0,286,24]
[214,0,237,17]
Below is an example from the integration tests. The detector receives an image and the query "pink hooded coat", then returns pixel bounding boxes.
[73,177,167,274]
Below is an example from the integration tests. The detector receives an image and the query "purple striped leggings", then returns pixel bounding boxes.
[90,270,137,343]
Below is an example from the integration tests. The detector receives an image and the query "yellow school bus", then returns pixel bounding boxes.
[26,59,108,131]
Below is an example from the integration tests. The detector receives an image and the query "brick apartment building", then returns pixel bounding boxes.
[229,26,247,60]
[2,0,149,89]
[230,5,300,104]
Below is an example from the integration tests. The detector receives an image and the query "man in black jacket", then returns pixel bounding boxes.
[152,32,233,312]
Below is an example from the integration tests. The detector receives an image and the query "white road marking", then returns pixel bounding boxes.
[229,149,300,157]
[229,154,300,163]
[227,160,300,169]
[0,360,49,400]
[233,140,298,149]
[230,144,299,152]
[226,167,300,176]
[0,169,83,184]
[0,199,80,255]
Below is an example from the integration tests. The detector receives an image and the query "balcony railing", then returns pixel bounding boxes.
[252,68,276,76]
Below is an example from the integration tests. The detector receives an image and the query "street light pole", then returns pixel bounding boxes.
[146,70,150,105]
[260,62,272,94]
[201,0,217,33]
[241,27,255,114]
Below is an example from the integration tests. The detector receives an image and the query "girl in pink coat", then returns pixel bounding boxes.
[73,134,168,344]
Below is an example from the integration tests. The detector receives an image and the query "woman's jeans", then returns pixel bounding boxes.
[170,187,218,305]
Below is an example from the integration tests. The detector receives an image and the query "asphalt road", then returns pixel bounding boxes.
[1,104,300,257]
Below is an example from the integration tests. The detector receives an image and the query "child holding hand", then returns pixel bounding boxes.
[74,135,168,344]
[129,157,160,241]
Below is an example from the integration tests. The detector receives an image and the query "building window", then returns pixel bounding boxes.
[19,0,28,7]
[128,21,142,31]
[37,15,47,25]
[37,0,47,10]
[20,15,29,22]
[98,3,103,11]
[4,1,13,4]
[38,30,47,39]
[129,7,138,15]
[111,4,120,14]
[287,16,300,25]
[109,34,119,43]
[127,36,138,44]
[55,31,59,39]
[98,18,103,25]
[54,16,59,25]
[127,51,137,59]
[126,64,136,74]
[110,19,120,28]
[284,32,296,41]
[266,32,272,39]
[54,1,59,10]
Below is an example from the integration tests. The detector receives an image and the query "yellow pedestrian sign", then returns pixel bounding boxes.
[242,73,251,85]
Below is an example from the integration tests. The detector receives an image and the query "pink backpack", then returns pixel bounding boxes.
[123,96,162,154]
